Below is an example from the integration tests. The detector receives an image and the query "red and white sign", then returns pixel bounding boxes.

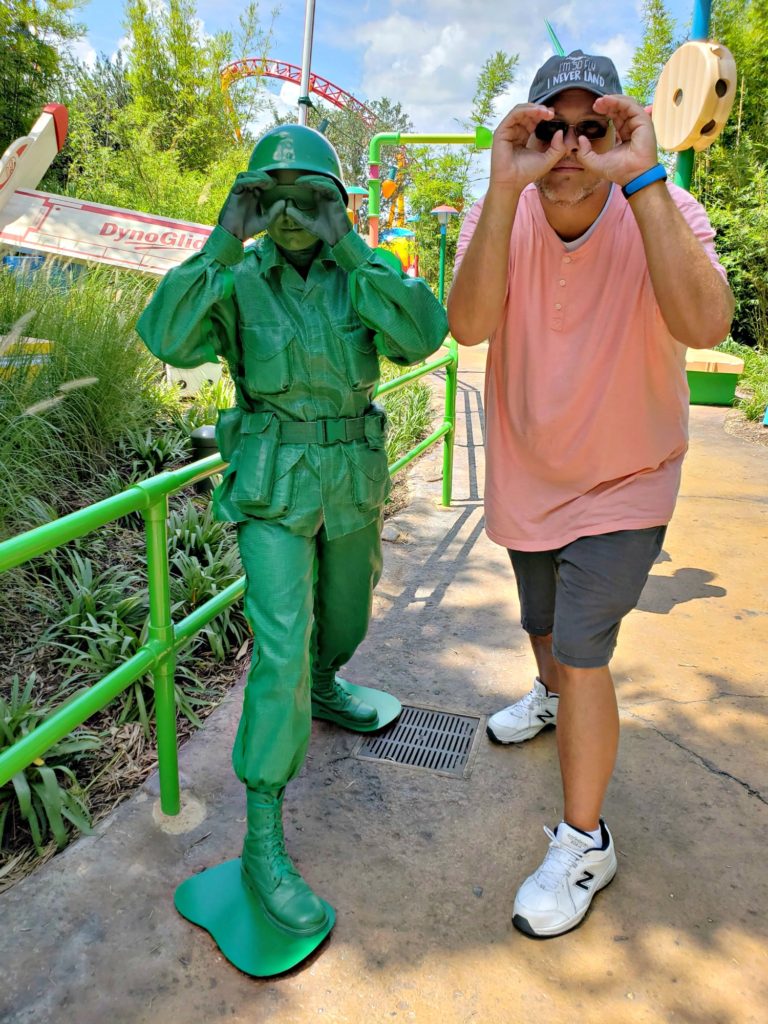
[0,105,68,213]
[0,189,215,277]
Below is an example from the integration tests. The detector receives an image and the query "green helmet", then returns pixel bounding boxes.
[248,124,348,204]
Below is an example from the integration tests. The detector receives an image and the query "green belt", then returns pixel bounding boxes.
[279,415,367,445]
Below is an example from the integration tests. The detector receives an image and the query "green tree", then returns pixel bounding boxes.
[405,50,518,295]
[63,0,274,221]
[48,51,132,194]
[625,0,678,105]
[690,0,768,346]
[305,96,412,190]
[468,50,519,128]
[298,95,413,234]
[0,0,83,153]
[124,0,236,172]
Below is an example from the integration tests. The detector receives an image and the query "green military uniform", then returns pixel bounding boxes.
[138,222,447,784]
[137,124,447,940]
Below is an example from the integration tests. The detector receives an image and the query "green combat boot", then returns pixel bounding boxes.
[241,789,329,936]
[311,676,379,729]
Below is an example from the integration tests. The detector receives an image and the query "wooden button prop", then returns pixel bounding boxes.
[652,41,736,152]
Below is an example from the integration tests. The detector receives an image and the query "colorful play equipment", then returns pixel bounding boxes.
[382,150,407,229]
[366,127,492,248]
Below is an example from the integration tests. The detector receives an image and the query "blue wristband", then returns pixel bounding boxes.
[621,164,667,199]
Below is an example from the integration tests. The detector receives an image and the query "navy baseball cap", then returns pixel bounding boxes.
[528,50,622,105]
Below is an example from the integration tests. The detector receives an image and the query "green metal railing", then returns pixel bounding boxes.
[0,345,458,815]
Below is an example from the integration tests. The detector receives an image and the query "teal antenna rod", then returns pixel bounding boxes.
[545,19,566,56]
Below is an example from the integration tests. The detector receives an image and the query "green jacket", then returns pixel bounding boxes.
[137,225,448,538]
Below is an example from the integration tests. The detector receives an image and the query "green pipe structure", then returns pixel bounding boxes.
[0,345,459,811]
[440,338,459,508]
[367,128,492,228]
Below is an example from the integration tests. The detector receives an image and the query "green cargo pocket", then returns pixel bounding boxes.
[244,445,305,520]
[334,319,379,390]
[214,406,243,462]
[231,413,280,508]
[241,322,294,395]
[343,442,390,513]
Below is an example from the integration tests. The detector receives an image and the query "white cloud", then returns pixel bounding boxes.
[344,0,646,132]
[245,82,304,137]
[70,37,98,68]
[113,35,131,61]
[593,33,637,84]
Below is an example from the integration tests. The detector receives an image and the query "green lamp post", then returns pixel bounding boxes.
[430,205,459,304]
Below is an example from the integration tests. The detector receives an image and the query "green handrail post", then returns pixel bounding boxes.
[143,495,180,816]
[0,346,462,808]
[437,223,447,305]
[441,337,459,508]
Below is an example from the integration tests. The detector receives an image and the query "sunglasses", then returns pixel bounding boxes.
[534,119,610,144]
[260,185,318,212]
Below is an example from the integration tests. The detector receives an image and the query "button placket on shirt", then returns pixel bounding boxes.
[552,252,574,331]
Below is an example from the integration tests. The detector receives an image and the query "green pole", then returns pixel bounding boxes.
[674,146,696,191]
[143,497,180,816]
[674,0,712,191]
[435,222,457,507]
[441,337,458,508]
[438,223,447,304]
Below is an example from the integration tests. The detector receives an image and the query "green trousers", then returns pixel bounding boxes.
[232,517,383,790]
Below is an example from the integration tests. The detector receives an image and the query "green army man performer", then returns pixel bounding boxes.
[137,125,447,951]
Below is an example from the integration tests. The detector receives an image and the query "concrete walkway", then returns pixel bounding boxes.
[2,346,767,1024]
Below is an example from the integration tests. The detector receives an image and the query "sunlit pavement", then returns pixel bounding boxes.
[2,342,766,1024]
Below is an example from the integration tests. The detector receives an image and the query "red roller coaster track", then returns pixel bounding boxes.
[221,58,379,132]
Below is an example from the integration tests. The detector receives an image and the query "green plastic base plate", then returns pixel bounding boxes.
[311,678,402,733]
[174,859,335,977]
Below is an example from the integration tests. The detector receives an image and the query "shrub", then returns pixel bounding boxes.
[719,339,768,421]
[180,374,236,433]
[0,264,182,536]
[0,674,99,853]
[377,360,436,465]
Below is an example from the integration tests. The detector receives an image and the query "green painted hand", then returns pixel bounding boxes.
[218,171,286,241]
[283,174,352,247]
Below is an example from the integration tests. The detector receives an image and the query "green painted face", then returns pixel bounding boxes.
[265,170,320,251]
[266,209,318,251]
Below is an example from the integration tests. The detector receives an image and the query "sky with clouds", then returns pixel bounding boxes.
[75,0,697,136]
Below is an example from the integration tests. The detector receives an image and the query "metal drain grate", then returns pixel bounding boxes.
[355,706,480,777]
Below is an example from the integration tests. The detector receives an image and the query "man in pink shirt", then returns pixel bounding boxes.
[448,50,733,938]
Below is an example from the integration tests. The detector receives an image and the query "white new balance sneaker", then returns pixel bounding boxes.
[486,678,559,744]
[512,820,617,938]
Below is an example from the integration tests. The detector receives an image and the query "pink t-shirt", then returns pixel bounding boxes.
[454,182,726,551]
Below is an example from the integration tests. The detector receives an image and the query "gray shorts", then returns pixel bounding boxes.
[508,527,667,669]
